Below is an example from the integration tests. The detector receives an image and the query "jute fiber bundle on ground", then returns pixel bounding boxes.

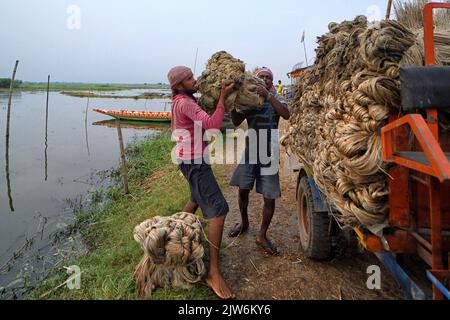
[286,16,419,228]
[196,51,266,113]
[133,212,205,297]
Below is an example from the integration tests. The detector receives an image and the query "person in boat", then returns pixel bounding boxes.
[229,67,290,256]
[168,66,235,300]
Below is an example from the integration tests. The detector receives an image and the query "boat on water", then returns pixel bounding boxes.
[93,108,172,123]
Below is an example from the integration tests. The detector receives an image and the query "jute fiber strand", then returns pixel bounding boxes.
[133,212,205,297]
[286,16,419,228]
[196,51,266,113]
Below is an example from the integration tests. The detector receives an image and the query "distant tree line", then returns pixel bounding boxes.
[0,78,23,88]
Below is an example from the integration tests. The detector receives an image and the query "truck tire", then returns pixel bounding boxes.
[297,176,331,260]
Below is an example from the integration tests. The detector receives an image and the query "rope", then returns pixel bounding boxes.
[133,211,241,297]
[133,212,205,297]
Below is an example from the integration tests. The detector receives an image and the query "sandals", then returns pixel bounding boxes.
[228,223,249,238]
[256,239,280,256]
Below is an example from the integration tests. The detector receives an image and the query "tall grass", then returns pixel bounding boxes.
[32,132,216,300]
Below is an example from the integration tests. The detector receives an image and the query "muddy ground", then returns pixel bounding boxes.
[216,120,405,300]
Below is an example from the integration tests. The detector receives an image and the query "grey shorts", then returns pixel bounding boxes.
[229,164,281,200]
[179,162,229,219]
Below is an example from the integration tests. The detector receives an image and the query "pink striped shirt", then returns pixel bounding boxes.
[171,94,224,161]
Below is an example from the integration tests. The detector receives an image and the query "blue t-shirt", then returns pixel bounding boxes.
[237,93,288,166]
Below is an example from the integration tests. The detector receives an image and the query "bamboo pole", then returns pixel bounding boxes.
[193,48,199,76]
[116,119,130,195]
[45,75,50,181]
[303,41,309,67]
[84,89,91,157]
[5,60,19,212]
[386,0,393,20]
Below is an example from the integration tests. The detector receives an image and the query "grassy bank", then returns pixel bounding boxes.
[32,132,215,300]
[11,83,169,92]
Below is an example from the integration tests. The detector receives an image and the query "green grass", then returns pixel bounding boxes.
[32,131,216,300]
[16,83,169,92]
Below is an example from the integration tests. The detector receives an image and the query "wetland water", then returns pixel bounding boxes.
[0,89,171,298]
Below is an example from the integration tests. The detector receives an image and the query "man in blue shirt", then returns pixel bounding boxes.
[229,67,290,255]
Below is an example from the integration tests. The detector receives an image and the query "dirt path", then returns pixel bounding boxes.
[216,121,404,300]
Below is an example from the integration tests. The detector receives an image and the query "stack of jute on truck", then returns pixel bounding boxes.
[285,0,450,229]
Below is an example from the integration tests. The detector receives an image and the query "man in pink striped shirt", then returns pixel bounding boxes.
[168,66,235,300]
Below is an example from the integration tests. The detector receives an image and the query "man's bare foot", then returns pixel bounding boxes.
[228,223,249,238]
[205,274,235,300]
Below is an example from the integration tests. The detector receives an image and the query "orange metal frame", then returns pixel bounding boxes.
[377,2,450,300]
[382,115,450,182]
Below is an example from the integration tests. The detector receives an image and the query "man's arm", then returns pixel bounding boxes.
[182,81,235,130]
[182,99,224,130]
[256,85,290,120]
[268,95,290,120]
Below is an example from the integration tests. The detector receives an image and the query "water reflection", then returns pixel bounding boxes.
[84,97,91,158]
[92,119,171,131]
[0,90,169,298]
[5,154,14,212]
[44,80,50,182]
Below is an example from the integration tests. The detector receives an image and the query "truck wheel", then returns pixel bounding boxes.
[297,176,331,260]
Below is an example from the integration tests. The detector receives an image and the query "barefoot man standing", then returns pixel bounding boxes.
[168,66,235,299]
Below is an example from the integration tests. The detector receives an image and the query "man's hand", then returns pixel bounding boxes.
[220,80,235,99]
[256,85,269,98]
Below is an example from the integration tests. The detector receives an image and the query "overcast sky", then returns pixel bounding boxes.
[0,0,390,84]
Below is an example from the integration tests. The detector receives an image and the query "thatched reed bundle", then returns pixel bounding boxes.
[396,0,450,66]
[196,51,265,113]
[133,212,205,297]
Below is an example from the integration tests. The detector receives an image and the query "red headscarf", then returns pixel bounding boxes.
[255,67,276,93]
[167,66,193,90]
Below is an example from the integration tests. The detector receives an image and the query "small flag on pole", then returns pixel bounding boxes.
[300,31,305,43]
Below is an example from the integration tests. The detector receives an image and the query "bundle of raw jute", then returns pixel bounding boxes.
[286,16,419,228]
[196,51,266,113]
[133,212,205,297]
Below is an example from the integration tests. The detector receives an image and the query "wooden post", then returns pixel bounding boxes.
[84,95,91,157]
[303,41,309,67]
[45,75,50,130]
[386,0,393,20]
[5,60,19,212]
[45,75,50,181]
[116,119,130,195]
[193,48,199,75]
[6,61,19,150]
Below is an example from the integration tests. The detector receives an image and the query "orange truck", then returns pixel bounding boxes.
[287,2,450,300]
